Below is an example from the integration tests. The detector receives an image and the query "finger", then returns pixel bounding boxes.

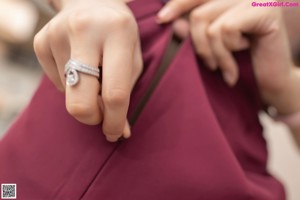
[210,7,250,52]
[190,21,217,70]
[206,2,268,86]
[173,18,190,40]
[47,19,71,90]
[116,39,143,141]
[102,32,135,142]
[157,0,205,23]
[211,4,287,88]
[189,1,234,70]
[208,23,239,86]
[226,4,278,35]
[33,24,63,91]
[131,40,143,88]
[122,120,131,139]
[223,31,250,52]
[66,35,102,125]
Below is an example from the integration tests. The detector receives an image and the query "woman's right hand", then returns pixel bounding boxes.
[34,0,143,142]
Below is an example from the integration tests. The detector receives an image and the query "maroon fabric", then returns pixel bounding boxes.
[0,0,285,199]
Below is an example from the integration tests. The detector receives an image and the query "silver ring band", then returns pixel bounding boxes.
[65,59,100,86]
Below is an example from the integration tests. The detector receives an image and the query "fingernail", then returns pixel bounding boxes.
[157,7,172,23]
[223,72,236,86]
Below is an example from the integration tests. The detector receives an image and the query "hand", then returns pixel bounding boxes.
[158,0,292,90]
[157,0,204,39]
[158,0,300,149]
[157,0,244,85]
[34,0,143,142]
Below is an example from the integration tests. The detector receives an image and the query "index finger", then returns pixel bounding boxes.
[157,0,206,23]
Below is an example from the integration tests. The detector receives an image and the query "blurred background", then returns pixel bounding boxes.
[0,0,299,199]
[0,0,53,135]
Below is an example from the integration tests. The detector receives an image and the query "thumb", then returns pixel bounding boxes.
[157,0,204,23]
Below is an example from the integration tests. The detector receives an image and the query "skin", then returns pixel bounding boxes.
[282,0,300,59]
[38,0,300,145]
[35,0,143,142]
[158,0,300,149]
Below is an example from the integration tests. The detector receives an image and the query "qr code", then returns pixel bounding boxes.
[1,184,16,199]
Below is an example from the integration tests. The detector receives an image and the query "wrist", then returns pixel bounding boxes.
[263,65,300,114]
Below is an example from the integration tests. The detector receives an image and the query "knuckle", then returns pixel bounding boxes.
[109,13,136,31]
[102,89,130,107]
[68,10,93,33]
[67,10,136,35]
[190,9,205,23]
[207,26,219,40]
[221,22,235,34]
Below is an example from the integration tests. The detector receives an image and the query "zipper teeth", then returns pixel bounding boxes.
[80,31,182,200]
[129,33,181,126]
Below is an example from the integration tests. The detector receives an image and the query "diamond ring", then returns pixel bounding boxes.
[64,59,100,86]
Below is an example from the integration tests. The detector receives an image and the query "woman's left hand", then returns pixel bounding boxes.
[157,0,244,85]
[157,0,293,92]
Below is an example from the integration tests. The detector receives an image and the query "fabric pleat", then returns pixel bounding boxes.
[0,0,285,199]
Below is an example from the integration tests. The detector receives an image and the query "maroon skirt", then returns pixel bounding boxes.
[0,0,285,199]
